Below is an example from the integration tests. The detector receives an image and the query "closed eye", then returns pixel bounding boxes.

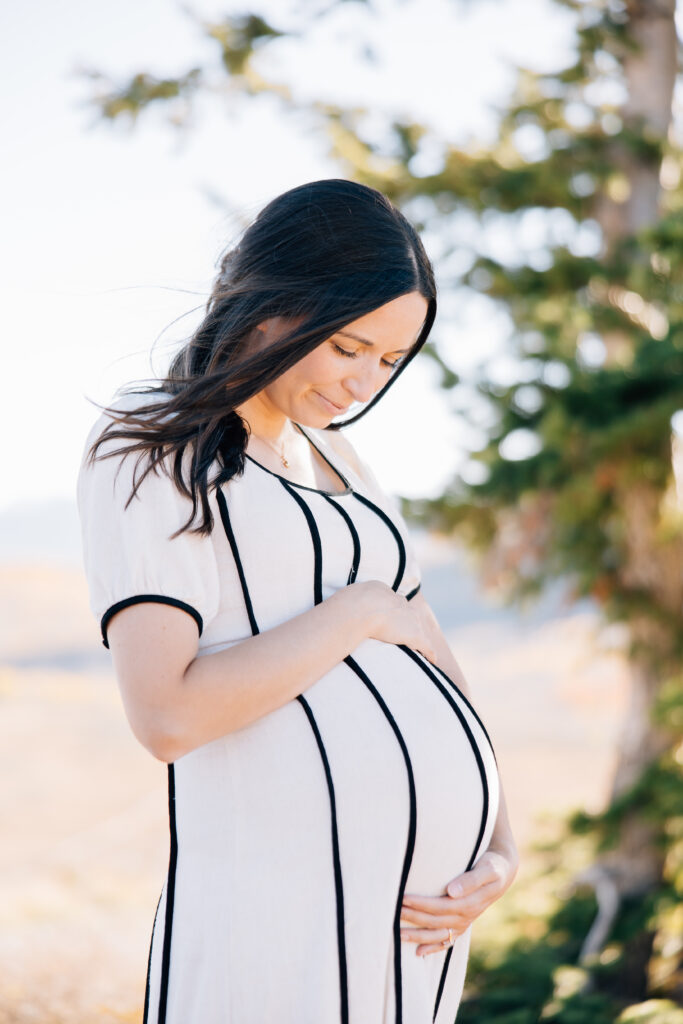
[331,342,403,370]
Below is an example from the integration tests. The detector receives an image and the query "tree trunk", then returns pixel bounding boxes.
[580,0,680,993]
[595,0,678,253]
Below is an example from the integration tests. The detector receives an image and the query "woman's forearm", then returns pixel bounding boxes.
[165,586,371,760]
[110,584,376,763]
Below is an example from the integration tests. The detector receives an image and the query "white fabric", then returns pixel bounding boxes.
[77,393,500,1024]
[77,393,220,642]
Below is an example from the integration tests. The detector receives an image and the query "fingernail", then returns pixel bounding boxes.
[448,884,462,897]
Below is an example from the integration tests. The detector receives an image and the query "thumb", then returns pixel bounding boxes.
[447,876,467,898]
[446,868,479,901]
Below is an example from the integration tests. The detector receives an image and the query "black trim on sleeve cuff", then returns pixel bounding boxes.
[405,583,421,601]
[100,595,204,649]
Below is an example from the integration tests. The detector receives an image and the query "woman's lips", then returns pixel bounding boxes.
[315,391,348,413]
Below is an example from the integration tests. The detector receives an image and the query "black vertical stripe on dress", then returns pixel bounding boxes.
[342,491,491,1023]
[280,481,324,605]
[397,647,491,1024]
[157,764,178,1024]
[313,489,416,1024]
[216,488,260,636]
[216,482,349,1024]
[142,889,164,1024]
[429,661,498,768]
[297,693,349,1024]
[351,492,406,591]
[339,479,486,1023]
[343,655,417,1024]
[322,494,361,584]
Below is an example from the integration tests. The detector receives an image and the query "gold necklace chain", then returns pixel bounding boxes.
[252,430,293,468]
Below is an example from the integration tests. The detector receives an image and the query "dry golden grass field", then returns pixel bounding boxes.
[0,551,629,1023]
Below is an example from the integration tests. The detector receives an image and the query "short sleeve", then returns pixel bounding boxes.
[76,399,220,649]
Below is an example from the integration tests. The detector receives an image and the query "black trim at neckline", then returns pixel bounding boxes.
[244,423,354,497]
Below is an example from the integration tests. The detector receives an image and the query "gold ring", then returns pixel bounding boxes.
[442,928,455,946]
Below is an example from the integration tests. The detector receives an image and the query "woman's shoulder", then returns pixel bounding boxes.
[78,391,179,500]
[80,391,174,469]
[86,389,171,434]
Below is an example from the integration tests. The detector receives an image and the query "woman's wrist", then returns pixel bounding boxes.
[484,818,520,879]
[486,839,519,869]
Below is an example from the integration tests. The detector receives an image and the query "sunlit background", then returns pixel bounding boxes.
[2,0,583,517]
[2,0,681,1021]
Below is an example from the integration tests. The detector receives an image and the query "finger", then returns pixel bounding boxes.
[446,854,506,897]
[400,927,452,944]
[415,929,468,957]
[447,880,502,913]
[403,881,500,916]
[419,641,437,664]
[416,937,463,957]
[415,646,435,664]
[402,895,456,912]
[400,907,469,928]
[417,943,449,957]
[401,889,499,928]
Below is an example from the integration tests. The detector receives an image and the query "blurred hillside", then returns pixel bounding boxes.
[0,500,84,568]
[0,507,630,1022]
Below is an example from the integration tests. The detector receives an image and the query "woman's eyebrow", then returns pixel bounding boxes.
[337,329,410,353]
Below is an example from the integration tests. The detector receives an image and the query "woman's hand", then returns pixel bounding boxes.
[399,847,519,957]
[350,580,441,664]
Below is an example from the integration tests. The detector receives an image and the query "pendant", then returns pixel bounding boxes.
[281,456,289,468]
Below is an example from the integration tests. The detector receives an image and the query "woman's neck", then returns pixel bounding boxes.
[235,395,294,443]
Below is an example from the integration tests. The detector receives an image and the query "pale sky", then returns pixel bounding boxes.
[1,0,579,513]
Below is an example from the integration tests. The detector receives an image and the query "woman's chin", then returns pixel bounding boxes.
[291,391,343,425]
[297,413,336,428]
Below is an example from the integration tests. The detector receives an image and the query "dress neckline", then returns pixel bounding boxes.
[244,423,354,497]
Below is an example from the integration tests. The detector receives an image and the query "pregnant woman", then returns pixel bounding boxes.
[77,178,518,1024]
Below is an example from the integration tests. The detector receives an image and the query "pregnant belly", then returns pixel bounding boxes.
[165,641,500,1019]
[339,639,500,895]
[174,638,500,897]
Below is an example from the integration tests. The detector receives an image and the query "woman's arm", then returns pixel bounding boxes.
[108,584,371,763]
[107,579,437,764]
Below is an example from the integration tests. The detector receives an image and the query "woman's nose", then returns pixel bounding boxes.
[344,368,382,404]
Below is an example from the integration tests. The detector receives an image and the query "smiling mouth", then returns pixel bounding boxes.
[315,391,349,412]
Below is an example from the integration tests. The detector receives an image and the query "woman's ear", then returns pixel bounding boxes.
[255,315,306,345]
[255,316,288,338]
[248,319,281,354]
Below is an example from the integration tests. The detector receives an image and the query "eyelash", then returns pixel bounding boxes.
[332,342,402,370]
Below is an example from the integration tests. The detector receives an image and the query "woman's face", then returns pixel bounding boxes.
[254,291,429,427]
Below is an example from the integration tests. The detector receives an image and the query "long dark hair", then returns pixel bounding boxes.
[85,178,437,536]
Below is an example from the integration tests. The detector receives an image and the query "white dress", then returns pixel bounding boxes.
[77,393,500,1024]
